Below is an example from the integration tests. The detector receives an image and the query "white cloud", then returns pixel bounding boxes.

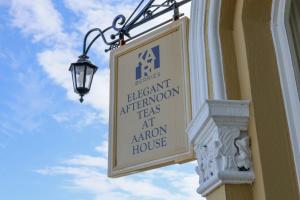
[10,0,70,45]
[37,48,76,96]
[0,67,57,135]
[63,0,136,60]
[52,112,71,123]
[63,0,135,30]
[37,142,204,200]
[83,69,110,122]
[152,166,200,195]
[37,162,203,200]
[0,52,6,59]
[8,0,104,120]
[95,141,109,157]
[37,48,110,122]
[64,155,107,168]
[52,110,105,130]
[0,0,10,6]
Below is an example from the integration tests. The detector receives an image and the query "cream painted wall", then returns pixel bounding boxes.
[189,0,300,199]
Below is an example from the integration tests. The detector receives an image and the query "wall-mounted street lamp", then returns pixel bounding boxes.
[69,0,191,103]
[69,55,98,103]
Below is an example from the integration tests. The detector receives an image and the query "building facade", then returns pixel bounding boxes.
[187,0,300,199]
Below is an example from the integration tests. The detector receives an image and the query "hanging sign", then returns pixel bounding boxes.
[108,17,194,177]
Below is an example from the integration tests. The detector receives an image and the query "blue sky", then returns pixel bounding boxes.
[0,0,204,199]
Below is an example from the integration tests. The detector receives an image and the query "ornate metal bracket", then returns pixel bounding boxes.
[81,0,191,55]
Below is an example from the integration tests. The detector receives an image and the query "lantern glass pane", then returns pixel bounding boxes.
[71,65,77,92]
[85,66,94,90]
[75,65,86,88]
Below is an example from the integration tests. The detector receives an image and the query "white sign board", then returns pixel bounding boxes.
[108,17,194,177]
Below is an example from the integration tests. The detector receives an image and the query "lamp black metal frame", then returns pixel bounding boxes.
[70,0,191,102]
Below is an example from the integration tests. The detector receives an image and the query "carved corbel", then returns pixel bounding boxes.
[187,100,255,196]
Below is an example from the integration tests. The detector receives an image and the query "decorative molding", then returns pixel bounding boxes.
[189,0,209,117]
[271,0,300,186]
[189,0,227,118]
[207,0,227,100]
[186,100,255,196]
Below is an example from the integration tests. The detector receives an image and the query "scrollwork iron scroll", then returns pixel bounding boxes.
[81,0,191,55]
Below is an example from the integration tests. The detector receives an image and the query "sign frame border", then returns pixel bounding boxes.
[108,17,194,178]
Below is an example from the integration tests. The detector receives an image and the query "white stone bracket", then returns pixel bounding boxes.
[187,100,255,196]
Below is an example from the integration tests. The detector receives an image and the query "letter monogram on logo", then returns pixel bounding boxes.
[136,45,160,80]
